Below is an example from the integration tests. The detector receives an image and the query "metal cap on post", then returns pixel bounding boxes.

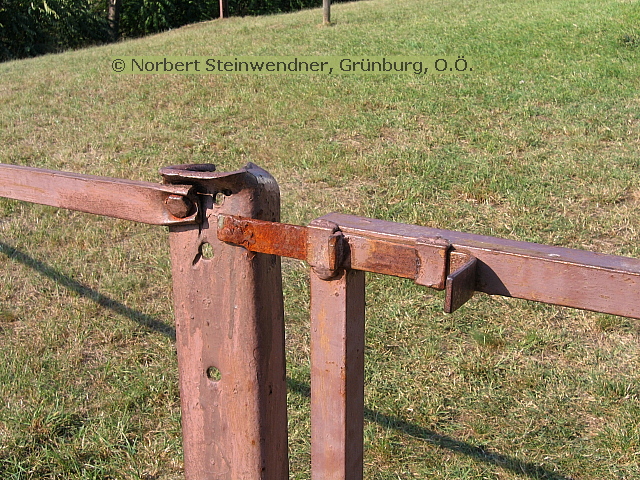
[161,163,288,480]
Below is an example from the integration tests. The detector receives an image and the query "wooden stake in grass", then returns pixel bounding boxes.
[323,0,331,25]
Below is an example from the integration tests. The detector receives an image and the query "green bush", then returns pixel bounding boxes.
[0,0,358,61]
[230,0,353,17]
[0,0,110,61]
[119,0,221,37]
[118,0,357,37]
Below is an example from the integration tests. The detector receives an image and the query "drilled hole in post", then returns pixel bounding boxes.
[200,242,214,259]
[214,192,226,206]
[206,366,222,381]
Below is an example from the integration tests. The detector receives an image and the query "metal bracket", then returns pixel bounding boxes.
[216,214,478,311]
[413,236,477,312]
[444,251,477,313]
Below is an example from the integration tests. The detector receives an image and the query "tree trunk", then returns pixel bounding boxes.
[323,0,330,24]
[108,0,122,40]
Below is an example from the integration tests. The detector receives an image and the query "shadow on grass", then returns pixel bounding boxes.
[0,242,176,341]
[287,377,574,480]
[0,242,574,479]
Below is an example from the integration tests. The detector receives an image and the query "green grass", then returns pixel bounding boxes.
[1,0,640,478]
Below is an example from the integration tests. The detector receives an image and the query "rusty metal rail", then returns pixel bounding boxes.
[216,212,640,319]
[1,162,639,480]
[0,163,199,225]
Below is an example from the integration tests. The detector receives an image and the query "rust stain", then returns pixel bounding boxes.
[218,215,308,260]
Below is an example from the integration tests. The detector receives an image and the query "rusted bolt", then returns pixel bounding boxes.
[165,194,193,218]
[308,219,346,280]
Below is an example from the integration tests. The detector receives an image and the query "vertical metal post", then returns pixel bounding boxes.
[310,268,365,480]
[219,0,228,18]
[161,164,288,480]
[323,0,331,24]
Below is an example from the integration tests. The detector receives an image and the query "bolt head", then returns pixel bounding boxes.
[165,195,193,218]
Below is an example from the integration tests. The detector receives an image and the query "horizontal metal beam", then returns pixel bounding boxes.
[324,213,640,320]
[0,164,198,225]
[217,214,308,260]
[4,161,634,319]
[216,214,450,286]
[216,213,640,319]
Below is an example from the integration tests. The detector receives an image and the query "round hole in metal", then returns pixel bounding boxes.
[214,192,226,206]
[200,242,214,259]
[206,366,222,381]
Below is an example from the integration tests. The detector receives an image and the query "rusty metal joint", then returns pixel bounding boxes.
[413,236,478,313]
[414,236,450,289]
[308,219,347,280]
[216,214,309,260]
[217,214,256,250]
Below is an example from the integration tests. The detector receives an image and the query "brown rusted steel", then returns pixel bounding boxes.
[161,163,288,480]
[215,215,454,288]
[214,210,640,318]
[0,163,198,225]
[217,214,308,260]
[323,213,640,319]
[307,219,347,280]
[165,194,194,218]
[445,252,477,313]
[310,268,366,480]
[343,234,418,279]
[6,160,640,480]
[414,236,450,289]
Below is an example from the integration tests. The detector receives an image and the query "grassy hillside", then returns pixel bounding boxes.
[1,0,640,478]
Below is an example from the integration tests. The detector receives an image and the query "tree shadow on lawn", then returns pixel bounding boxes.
[287,377,576,480]
[0,241,176,341]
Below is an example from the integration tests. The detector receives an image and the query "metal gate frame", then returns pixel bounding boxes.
[1,162,639,479]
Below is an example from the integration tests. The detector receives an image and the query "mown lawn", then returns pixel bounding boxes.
[1,0,640,478]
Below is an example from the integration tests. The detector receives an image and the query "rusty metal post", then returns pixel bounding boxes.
[310,220,365,479]
[161,163,288,480]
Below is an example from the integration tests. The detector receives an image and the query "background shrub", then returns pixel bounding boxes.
[0,0,357,61]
